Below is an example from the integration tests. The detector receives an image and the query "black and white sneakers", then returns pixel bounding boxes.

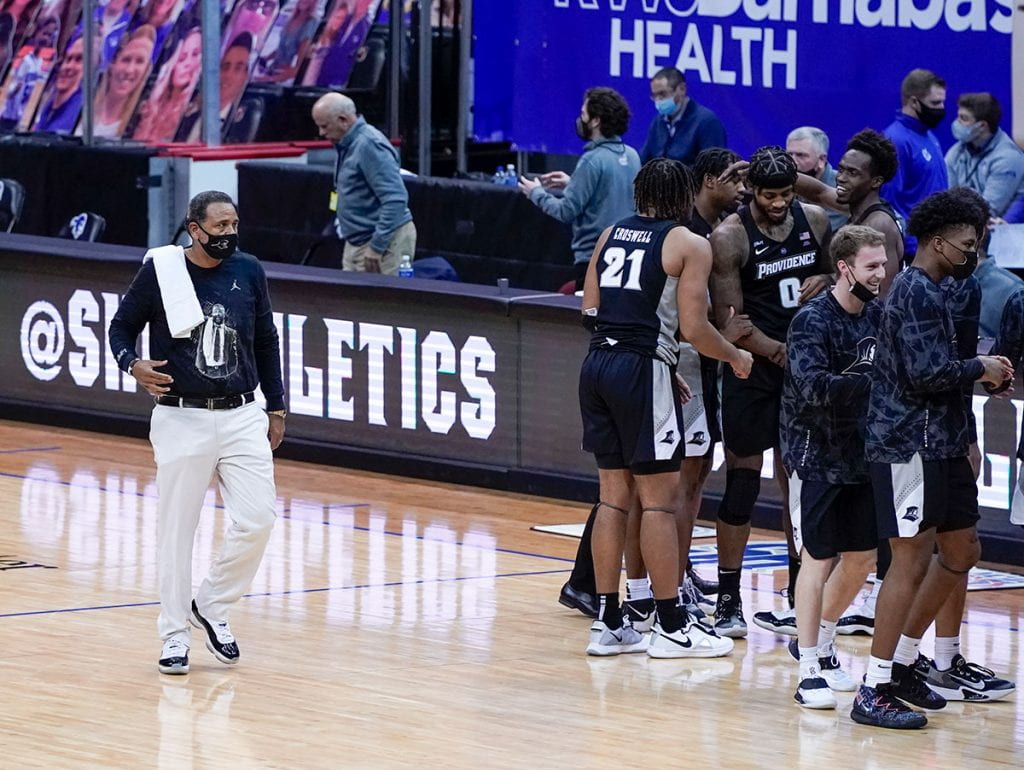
[190,600,240,665]
[158,638,190,675]
[917,654,1016,702]
[713,592,747,638]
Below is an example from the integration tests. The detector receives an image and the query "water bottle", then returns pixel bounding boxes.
[493,165,506,184]
[398,254,414,278]
[505,163,517,186]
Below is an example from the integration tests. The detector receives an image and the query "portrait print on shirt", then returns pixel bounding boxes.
[194,302,239,379]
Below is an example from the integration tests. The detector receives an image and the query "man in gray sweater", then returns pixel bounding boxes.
[519,87,641,289]
[946,92,1024,222]
[312,92,416,274]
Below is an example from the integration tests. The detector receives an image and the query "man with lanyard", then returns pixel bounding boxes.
[311,92,415,275]
[520,87,641,291]
[109,191,286,675]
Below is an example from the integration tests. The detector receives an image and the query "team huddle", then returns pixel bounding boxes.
[568,140,1019,730]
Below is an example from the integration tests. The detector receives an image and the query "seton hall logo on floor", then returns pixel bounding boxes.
[0,555,58,572]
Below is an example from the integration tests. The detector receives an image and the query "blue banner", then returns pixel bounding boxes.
[474,0,1015,160]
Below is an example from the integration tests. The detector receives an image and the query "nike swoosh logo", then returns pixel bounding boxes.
[661,632,692,648]
[755,246,769,255]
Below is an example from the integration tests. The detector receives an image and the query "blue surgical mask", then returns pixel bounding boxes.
[951,120,983,145]
[655,97,676,117]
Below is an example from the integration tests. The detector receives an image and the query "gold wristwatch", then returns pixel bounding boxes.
[267,410,287,419]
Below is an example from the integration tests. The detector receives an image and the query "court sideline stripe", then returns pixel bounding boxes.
[0,446,61,455]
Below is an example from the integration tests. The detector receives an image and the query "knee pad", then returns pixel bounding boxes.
[716,468,761,526]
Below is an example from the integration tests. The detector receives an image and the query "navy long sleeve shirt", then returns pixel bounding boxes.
[865,267,983,463]
[942,275,982,444]
[780,292,881,484]
[108,251,286,411]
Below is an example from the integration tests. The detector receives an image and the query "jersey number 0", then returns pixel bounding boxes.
[600,247,645,290]
[779,277,800,309]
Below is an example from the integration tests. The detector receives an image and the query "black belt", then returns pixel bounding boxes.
[155,392,255,410]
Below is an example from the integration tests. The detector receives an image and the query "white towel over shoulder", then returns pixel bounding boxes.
[144,245,204,339]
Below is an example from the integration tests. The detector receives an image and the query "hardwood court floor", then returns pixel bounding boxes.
[0,419,1022,768]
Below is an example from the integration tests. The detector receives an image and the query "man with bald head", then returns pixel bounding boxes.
[312,92,415,274]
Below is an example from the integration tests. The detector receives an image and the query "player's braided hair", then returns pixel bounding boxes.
[692,147,741,187]
[633,158,695,222]
[844,129,898,183]
[747,145,797,189]
[908,187,990,243]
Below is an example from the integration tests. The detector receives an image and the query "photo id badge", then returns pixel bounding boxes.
[329,190,338,212]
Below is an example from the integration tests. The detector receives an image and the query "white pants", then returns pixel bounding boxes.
[150,401,277,642]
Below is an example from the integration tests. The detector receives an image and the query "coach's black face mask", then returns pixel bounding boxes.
[194,223,238,261]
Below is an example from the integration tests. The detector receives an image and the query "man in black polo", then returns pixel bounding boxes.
[109,190,286,675]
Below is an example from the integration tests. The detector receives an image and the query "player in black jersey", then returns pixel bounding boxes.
[674,147,749,614]
[689,148,746,238]
[709,146,833,638]
[560,149,748,624]
[794,129,905,295]
[580,158,752,658]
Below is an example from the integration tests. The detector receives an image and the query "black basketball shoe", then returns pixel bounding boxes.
[190,600,240,665]
[890,661,946,709]
[713,591,747,638]
[687,565,718,596]
[851,684,927,729]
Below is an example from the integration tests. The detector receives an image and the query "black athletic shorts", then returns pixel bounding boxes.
[579,348,683,475]
[789,475,877,560]
[721,357,784,457]
[869,454,980,539]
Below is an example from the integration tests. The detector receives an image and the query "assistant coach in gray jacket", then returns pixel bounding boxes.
[519,87,641,290]
[312,92,416,274]
[946,92,1024,222]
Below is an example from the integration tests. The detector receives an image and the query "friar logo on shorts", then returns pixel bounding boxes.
[902,506,921,522]
[687,431,706,445]
[660,430,676,445]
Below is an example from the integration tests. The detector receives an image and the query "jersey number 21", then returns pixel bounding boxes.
[600,247,644,290]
